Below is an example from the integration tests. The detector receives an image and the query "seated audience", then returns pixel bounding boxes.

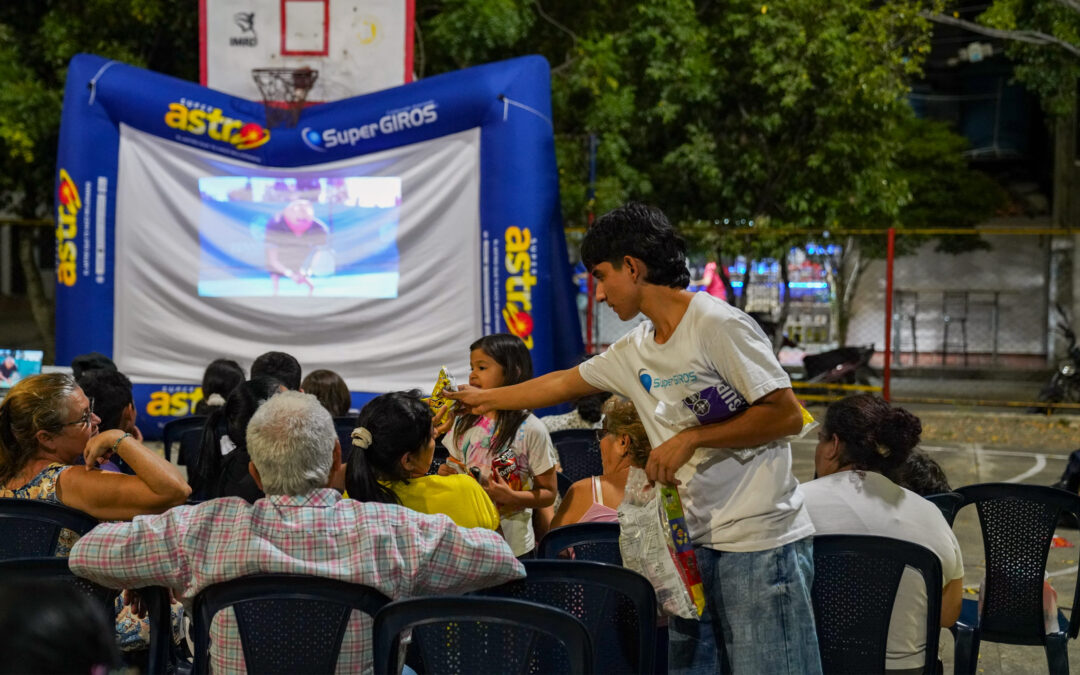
[886,449,952,497]
[251,350,301,390]
[0,579,120,674]
[70,352,117,380]
[0,373,190,530]
[193,358,245,415]
[69,390,524,673]
[345,391,499,530]
[540,390,611,433]
[301,368,352,417]
[77,369,143,474]
[801,394,963,672]
[192,377,284,501]
[550,397,651,528]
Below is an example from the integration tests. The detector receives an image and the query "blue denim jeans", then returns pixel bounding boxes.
[669,538,822,675]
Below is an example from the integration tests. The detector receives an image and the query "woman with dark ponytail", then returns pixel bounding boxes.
[802,394,963,672]
[345,391,499,530]
[192,377,284,501]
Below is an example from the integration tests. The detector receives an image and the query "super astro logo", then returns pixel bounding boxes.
[502,226,537,349]
[164,100,269,151]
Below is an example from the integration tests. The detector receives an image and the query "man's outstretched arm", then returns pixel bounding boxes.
[444,367,602,414]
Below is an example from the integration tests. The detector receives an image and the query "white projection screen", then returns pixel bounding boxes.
[113,125,482,392]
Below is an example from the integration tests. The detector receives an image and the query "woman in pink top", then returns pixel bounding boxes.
[550,398,651,526]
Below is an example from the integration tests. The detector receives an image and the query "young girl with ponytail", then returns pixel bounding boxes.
[345,391,499,530]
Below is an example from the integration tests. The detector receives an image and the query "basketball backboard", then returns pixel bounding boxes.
[200,0,414,103]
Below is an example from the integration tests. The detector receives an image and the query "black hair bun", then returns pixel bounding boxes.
[876,407,922,457]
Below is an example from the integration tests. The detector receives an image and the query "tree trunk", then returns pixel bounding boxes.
[826,237,867,348]
[714,246,736,303]
[738,257,752,310]
[772,249,791,354]
[17,228,55,363]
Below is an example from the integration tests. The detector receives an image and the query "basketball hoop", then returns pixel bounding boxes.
[251,67,319,128]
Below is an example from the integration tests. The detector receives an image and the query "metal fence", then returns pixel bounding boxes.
[577,225,1080,411]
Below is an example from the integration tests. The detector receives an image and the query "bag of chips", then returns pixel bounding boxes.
[421,366,458,416]
[618,467,705,619]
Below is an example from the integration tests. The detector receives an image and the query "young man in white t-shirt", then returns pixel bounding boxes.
[448,203,821,674]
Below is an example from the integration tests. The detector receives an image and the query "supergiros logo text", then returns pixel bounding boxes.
[164,99,270,150]
[502,226,537,349]
[56,169,81,286]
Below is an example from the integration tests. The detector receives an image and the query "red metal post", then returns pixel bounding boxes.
[883,227,895,401]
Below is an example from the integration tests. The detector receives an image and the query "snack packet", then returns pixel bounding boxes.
[618,467,706,619]
[421,366,458,416]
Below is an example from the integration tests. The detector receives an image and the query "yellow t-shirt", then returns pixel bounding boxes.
[385,474,500,531]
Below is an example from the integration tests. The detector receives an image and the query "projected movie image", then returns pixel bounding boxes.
[197,176,402,298]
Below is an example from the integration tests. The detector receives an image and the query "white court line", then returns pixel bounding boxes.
[791,439,1070,462]
[1004,454,1047,483]
[1048,565,1079,580]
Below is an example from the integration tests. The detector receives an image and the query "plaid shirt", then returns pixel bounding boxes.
[69,489,524,673]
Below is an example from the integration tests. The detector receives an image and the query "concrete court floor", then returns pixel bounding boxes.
[790,436,1080,675]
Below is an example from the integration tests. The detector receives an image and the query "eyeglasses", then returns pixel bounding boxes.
[59,398,95,428]
[595,428,612,444]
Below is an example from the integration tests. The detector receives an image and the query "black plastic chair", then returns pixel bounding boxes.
[0,557,172,674]
[191,573,391,675]
[372,596,593,675]
[333,415,358,464]
[925,491,964,527]
[0,498,99,559]
[949,483,1080,675]
[556,471,574,497]
[474,559,656,674]
[178,427,205,469]
[551,429,603,483]
[162,415,207,464]
[811,534,943,675]
[538,522,622,565]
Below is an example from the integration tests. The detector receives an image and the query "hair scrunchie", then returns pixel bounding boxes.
[351,427,373,449]
[206,393,226,407]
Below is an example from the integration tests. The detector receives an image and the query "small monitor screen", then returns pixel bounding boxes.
[0,349,44,389]
[197,176,402,298]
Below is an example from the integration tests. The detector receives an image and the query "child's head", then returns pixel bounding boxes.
[345,390,435,504]
[580,202,690,289]
[301,369,351,417]
[468,334,533,390]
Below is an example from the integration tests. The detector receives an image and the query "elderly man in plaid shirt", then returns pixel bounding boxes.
[70,390,524,673]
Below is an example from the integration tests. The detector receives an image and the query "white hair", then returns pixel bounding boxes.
[246,390,336,495]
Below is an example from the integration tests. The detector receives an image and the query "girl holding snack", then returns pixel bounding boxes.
[438,334,558,556]
[345,390,500,531]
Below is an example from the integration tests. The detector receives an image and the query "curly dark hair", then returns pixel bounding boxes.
[580,202,690,289]
[823,394,922,474]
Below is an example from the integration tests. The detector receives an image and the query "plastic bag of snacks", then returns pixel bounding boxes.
[421,366,458,416]
[618,467,706,619]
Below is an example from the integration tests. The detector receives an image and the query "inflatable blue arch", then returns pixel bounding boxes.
[56,53,581,437]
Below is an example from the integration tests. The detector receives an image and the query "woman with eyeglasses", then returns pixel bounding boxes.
[550,397,651,528]
[0,373,190,532]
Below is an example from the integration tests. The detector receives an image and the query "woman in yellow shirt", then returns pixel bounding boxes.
[344,391,499,530]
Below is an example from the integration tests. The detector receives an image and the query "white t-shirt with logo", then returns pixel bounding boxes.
[801,471,964,670]
[578,292,814,552]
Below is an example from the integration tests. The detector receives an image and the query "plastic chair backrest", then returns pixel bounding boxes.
[333,416,357,463]
[556,471,574,497]
[162,415,207,463]
[373,595,593,675]
[954,483,1080,642]
[551,429,603,483]
[476,559,656,674]
[178,427,205,469]
[812,534,942,675]
[0,498,99,559]
[191,573,390,675]
[925,491,964,527]
[0,557,172,674]
[538,522,622,565]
